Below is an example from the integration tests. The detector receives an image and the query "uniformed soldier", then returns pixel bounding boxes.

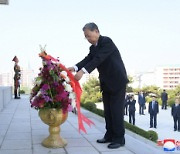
[12,56,21,99]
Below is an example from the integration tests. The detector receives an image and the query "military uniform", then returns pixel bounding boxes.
[12,56,21,99]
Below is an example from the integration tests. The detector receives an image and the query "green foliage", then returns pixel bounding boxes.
[96,108,104,117]
[168,98,175,107]
[81,77,102,103]
[124,121,149,140]
[126,75,134,93]
[20,89,25,94]
[134,85,180,106]
[81,101,97,113]
[142,85,161,96]
[20,86,31,94]
[147,130,158,141]
[126,86,133,93]
[167,85,180,106]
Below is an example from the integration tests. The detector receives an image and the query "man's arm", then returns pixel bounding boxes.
[157,102,159,113]
[76,52,92,71]
[171,105,174,116]
[148,102,150,113]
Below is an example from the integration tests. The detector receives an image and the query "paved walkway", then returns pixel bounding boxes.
[0,95,179,154]
[0,95,134,154]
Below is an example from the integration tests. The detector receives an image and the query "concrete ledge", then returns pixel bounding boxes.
[0,86,12,111]
[0,89,3,111]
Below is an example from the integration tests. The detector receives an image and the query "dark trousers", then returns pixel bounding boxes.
[124,104,128,115]
[173,115,180,131]
[14,80,20,98]
[162,101,167,109]
[139,104,144,114]
[129,111,135,125]
[103,86,126,144]
[150,113,157,128]
[14,86,20,98]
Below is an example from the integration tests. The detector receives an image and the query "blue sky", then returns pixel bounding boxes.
[0,0,180,74]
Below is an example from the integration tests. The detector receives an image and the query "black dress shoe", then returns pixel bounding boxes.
[97,138,112,143]
[14,97,20,99]
[108,142,124,149]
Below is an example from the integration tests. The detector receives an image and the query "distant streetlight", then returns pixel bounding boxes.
[0,0,9,5]
[138,74,143,89]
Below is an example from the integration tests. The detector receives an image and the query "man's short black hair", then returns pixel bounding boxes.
[82,22,99,32]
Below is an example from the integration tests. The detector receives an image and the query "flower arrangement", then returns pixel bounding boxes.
[30,51,76,113]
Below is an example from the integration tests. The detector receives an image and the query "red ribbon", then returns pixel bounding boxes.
[40,52,95,133]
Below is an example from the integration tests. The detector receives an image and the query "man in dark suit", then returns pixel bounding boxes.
[148,95,159,128]
[124,94,130,116]
[171,97,180,131]
[161,89,168,110]
[68,23,129,149]
[138,91,146,115]
[128,95,136,125]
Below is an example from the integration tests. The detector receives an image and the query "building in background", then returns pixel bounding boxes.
[0,72,13,86]
[155,66,180,89]
[0,68,35,92]
[20,68,35,89]
[0,0,9,5]
[130,65,180,90]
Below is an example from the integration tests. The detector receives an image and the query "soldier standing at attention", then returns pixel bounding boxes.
[12,56,21,99]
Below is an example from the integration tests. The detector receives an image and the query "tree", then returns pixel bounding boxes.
[126,75,134,92]
[81,77,102,103]
[167,85,180,106]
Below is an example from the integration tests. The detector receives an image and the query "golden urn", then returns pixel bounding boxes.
[39,108,68,148]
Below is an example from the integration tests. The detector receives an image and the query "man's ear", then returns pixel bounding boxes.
[95,29,99,34]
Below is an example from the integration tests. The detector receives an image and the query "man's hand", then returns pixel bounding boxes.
[68,67,75,72]
[74,70,84,81]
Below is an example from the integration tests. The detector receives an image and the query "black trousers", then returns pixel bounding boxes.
[162,101,167,109]
[129,111,135,125]
[139,104,144,114]
[102,86,126,144]
[173,115,180,131]
[150,113,157,128]
[14,81,20,98]
[124,104,128,115]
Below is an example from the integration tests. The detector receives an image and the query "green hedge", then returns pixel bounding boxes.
[81,102,158,142]
[168,98,175,107]
[20,90,25,94]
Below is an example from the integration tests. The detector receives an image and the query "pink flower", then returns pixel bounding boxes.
[67,104,73,112]
[42,84,49,91]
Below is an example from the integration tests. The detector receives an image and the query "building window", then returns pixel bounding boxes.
[163,69,168,71]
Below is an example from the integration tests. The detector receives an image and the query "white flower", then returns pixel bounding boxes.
[37,91,41,96]
[31,96,36,102]
[62,82,67,86]
[69,93,75,100]
[71,100,76,108]
[65,77,70,83]
[61,71,67,77]
[65,84,72,92]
